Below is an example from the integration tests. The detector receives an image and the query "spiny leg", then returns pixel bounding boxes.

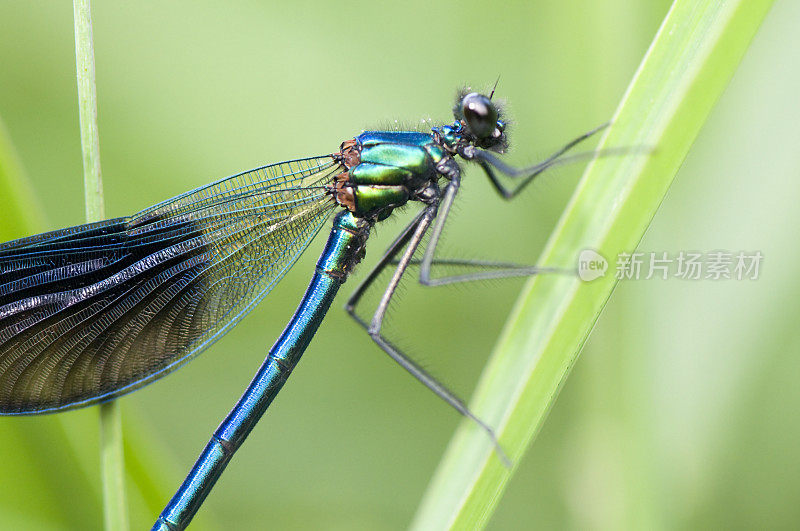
[407,124,614,286]
[438,125,645,282]
[473,122,609,199]
[399,258,573,286]
[366,203,437,335]
[345,207,429,327]
[345,190,509,465]
[416,171,573,287]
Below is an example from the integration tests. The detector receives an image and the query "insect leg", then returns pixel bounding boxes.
[345,185,510,465]
[417,171,572,286]
[475,122,609,199]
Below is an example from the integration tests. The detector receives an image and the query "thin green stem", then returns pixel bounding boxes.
[73,0,104,223]
[411,0,775,529]
[99,402,127,530]
[73,1,128,530]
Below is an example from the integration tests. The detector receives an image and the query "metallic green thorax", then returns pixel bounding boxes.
[331,131,448,220]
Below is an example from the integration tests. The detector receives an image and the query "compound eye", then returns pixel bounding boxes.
[461,92,498,139]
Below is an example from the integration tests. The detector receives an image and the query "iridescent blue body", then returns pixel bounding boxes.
[154,211,369,529]
[0,89,594,530]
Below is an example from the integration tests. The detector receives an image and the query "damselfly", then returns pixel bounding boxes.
[0,88,608,529]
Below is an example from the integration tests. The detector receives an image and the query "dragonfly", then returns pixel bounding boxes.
[0,87,608,530]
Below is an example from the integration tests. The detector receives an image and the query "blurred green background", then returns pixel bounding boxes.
[0,1,796,529]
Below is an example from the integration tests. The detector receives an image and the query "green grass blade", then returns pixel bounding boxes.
[411,1,775,529]
[0,121,44,235]
[73,1,128,529]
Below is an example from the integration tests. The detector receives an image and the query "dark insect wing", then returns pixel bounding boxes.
[0,156,340,414]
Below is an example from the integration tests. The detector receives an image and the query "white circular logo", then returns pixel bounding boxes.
[578,249,608,281]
